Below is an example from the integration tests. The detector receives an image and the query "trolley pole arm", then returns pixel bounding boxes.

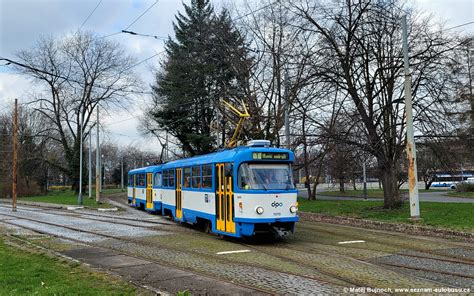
[222,100,250,148]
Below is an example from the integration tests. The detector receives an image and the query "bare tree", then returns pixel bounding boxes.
[290,0,462,208]
[15,31,140,192]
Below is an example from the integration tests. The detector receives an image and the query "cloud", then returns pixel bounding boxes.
[0,73,32,108]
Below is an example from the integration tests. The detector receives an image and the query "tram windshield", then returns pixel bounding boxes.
[238,163,295,190]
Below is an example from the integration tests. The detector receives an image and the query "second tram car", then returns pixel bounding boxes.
[127,140,298,238]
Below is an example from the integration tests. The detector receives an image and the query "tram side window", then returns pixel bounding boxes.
[163,170,169,187]
[202,165,212,189]
[169,170,175,188]
[192,166,201,189]
[184,167,191,188]
[137,174,146,187]
[154,172,162,187]
[128,175,133,186]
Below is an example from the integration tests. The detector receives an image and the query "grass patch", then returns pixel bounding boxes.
[315,188,447,198]
[19,189,122,208]
[298,199,474,231]
[0,238,136,295]
[446,191,474,198]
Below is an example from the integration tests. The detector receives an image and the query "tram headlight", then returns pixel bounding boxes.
[290,205,297,213]
[256,206,264,215]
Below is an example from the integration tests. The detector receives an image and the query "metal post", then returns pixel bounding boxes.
[284,69,290,149]
[165,131,169,161]
[363,160,367,200]
[78,110,83,205]
[88,132,92,199]
[12,99,18,212]
[121,156,124,192]
[96,106,100,203]
[402,15,420,218]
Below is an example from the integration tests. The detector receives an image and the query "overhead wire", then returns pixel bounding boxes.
[80,0,103,29]
[444,21,474,32]
[125,0,159,30]
[0,57,153,96]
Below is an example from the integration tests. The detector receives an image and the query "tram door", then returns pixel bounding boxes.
[132,175,136,205]
[175,169,183,219]
[146,173,153,209]
[215,163,235,234]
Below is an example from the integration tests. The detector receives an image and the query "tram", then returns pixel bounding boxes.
[127,140,299,238]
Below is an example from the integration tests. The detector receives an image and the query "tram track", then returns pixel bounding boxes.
[2,202,471,292]
[238,240,460,291]
[297,223,474,263]
[0,216,273,295]
[0,203,175,227]
[0,212,348,293]
[292,242,473,281]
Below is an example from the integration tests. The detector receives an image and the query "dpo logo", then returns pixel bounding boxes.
[271,201,283,208]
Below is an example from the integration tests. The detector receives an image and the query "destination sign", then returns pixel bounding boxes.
[252,152,289,160]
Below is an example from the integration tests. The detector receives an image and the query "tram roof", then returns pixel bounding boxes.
[161,146,293,169]
[128,165,161,174]
[128,146,293,174]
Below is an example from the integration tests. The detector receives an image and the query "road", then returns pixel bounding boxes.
[0,198,472,295]
[297,186,474,203]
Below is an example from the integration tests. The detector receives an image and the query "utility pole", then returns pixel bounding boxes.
[96,106,100,203]
[165,131,169,161]
[88,132,92,199]
[12,99,18,212]
[284,69,290,149]
[402,15,420,218]
[121,156,124,192]
[363,160,367,200]
[78,111,83,205]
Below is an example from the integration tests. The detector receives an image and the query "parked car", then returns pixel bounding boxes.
[450,177,474,189]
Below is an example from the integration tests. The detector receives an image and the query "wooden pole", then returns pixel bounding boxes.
[12,99,18,212]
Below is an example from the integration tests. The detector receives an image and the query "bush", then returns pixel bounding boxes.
[456,183,474,192]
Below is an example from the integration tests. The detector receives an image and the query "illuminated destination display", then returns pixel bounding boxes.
[252,152,289,160]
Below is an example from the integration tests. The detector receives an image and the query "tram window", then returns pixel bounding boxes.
[137,174,146,187]
[192,166,201,188]
[224,163,233,177]
[128,175,132,186]
[238,163,295,190]
[202,165,212,189]
[169,170,175,188]
[163,170,169,187]
[184,167,191,188]
[154,172,162,187]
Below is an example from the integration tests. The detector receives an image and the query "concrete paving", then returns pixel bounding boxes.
[63,247,260,295]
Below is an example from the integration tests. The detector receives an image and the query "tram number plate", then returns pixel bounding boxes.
[253,152,289,160]
[273,212,281,216]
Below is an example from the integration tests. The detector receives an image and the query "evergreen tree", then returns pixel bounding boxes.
[149,0,251,156]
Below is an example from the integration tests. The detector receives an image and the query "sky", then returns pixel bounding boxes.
[0,0,473,153]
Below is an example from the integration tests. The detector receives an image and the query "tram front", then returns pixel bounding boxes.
[233,142,298,237]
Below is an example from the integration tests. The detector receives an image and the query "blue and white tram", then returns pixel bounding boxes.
[127,141,299,237]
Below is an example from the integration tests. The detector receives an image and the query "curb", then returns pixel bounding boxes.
[299,212,473,242]
[0,199,115,212]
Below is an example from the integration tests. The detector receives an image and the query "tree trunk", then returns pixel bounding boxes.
[310,181,319,200]
[381,165,402,209]
[339,178,345,192]
[301,109,312,199]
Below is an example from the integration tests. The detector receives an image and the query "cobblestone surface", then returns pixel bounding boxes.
[1,201,473,295]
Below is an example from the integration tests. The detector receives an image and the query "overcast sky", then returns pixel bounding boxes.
[0,0,473,153]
